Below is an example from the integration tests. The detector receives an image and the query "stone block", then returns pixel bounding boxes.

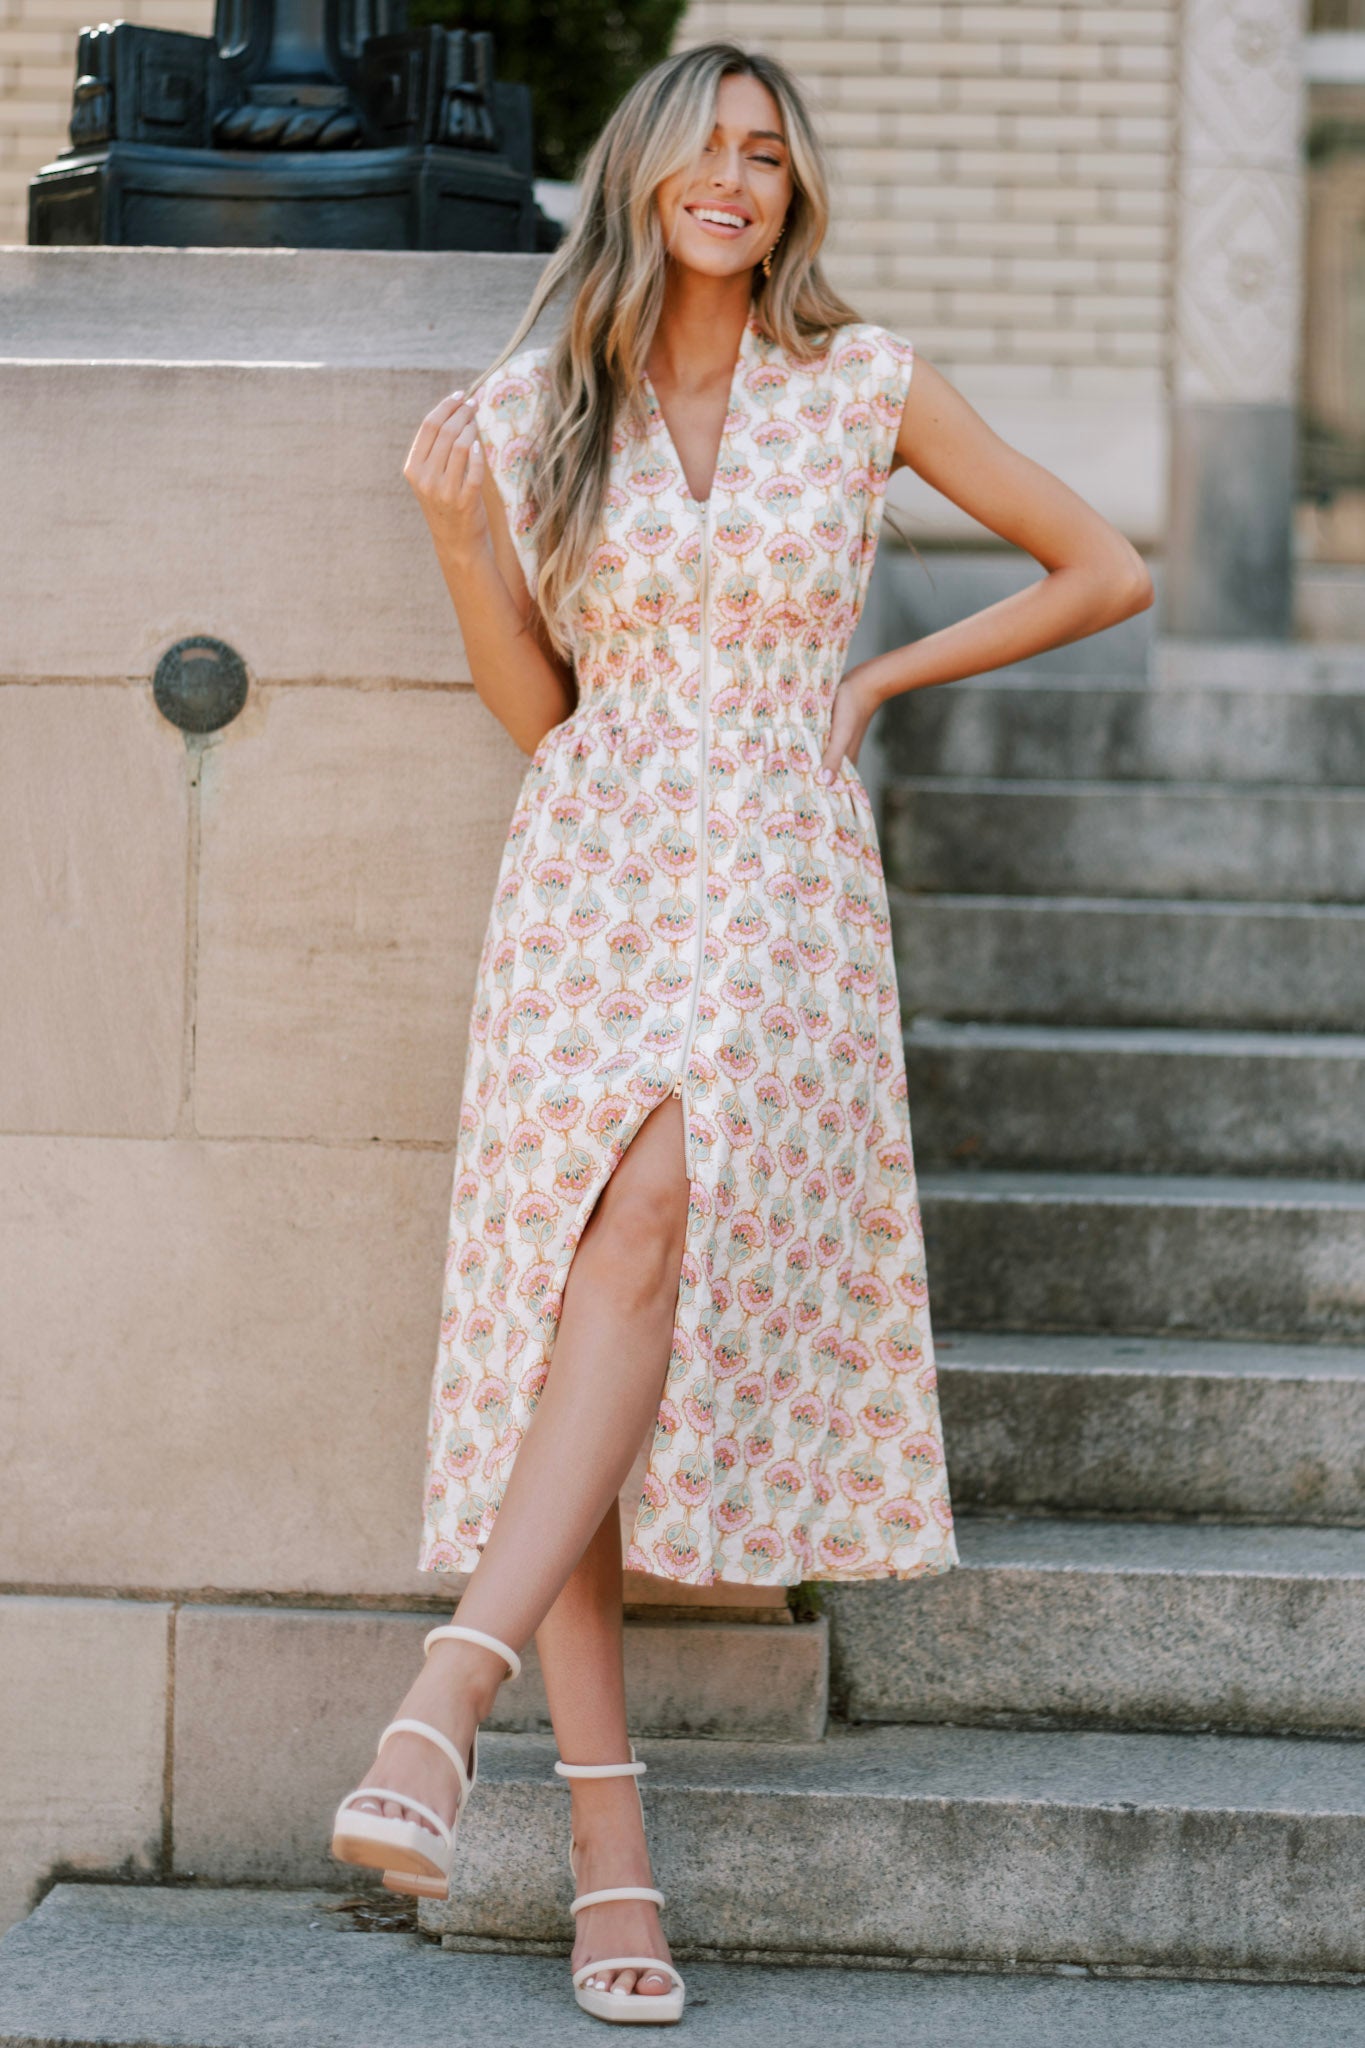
[0,1133,449,1598]
[1,360,502,688]
[0,248,550,370]
[0,685,187,1136]
[0,1597,167,1935]
[194,685,526,1144]
[171,1606,827,1883]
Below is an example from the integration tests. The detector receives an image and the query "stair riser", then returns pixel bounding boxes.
[433,1783,1365,1977]
[823,1567,1365,1735]
[882,686,1365,788]
[894,894,1365,1030]
[936,1357,1365,1523]
[884,784,1365,902]
[921,1185,1365,1341]
[905,1035,1365,1178]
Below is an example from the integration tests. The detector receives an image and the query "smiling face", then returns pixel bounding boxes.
[654,70,794,281]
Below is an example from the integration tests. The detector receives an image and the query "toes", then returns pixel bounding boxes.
[610,1969,637,1998]
[354,1794,437,1836]
[637,1969,672,1995]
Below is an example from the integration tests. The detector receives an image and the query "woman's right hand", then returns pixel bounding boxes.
[403,390,491,562]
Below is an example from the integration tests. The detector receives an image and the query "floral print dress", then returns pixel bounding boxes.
[417,309,958,1589]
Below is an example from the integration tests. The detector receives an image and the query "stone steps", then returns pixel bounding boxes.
[823,1516,1365,1735]
[154,1609,827,1895]
[5,1885,1362,2048]
[904,1021,1365,1178]
[919,1169,1365,1340]
[883,777,1365,901]
[416,1725,1365,1979]
[893,891,1365,1030]
[880,672,1365,786]
[933,1330,1365,1523]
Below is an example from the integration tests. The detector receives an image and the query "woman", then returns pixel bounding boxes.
[331,40,1153,2026]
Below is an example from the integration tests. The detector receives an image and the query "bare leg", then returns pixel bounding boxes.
[348,1094,689,1993]
[535,1497,676,1999]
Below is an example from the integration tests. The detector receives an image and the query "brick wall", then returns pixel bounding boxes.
[677,2,1178,401]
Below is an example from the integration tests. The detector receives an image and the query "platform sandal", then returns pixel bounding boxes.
[554,1747,686,2025]
[329,1623,522,1899]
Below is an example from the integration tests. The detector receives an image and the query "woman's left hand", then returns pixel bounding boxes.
[816,662,882,782]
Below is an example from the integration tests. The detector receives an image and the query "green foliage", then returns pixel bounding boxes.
[407,0,690,183]
[786,1581,824,1622]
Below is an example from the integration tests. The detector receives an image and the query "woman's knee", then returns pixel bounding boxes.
[582,1113,689,1298]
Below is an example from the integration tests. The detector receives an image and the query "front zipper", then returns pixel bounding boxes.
[672,497,711,1102]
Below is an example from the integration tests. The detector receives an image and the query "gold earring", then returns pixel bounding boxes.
[761,222,785,279]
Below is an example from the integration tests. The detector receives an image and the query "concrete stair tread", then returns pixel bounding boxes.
[893,892,1365,1031]
[903,1023,1365,1179]
[890,773,1365,797]
[1154,641,1365,690]
[904,891,1365,919]
[4,1886,1362,2048]
[936,1327,1365,1383]
[882,783,1365,903]
[953,1513,1365,1577]
[919,1174,1365,1340]
[907,1019,1365,1057]
[417,1725,1364,1975]
[921,1168,1365,1208]
[934,1330,1365,1524]
[826,1517,1365,1736]
[456,1719,1362,1812]
[879,661,1365,787]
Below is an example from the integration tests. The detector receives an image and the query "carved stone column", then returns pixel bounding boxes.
[1167,0,1311,638]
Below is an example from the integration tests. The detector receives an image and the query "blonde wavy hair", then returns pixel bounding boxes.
[472,41,864,661]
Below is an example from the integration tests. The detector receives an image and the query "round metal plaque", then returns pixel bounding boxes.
[153,636,249,733]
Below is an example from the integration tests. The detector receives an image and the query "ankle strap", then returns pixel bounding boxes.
[570,1884,665,1914]
[423,1623,522,1683]
[554,1758,646,1779]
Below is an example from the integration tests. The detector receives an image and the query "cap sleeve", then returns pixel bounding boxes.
[828,321,914,541]
[860,322,914,503]
[825,320,915,626]
[473,344,550,596]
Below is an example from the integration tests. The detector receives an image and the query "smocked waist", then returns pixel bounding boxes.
[556,698,832,743]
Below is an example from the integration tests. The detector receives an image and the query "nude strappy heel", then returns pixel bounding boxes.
[329,1622,522,1898]
[554,1746,686,2025]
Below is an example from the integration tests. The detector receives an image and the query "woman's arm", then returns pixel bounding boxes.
[403,390,576,759]
[819,356,1154,778]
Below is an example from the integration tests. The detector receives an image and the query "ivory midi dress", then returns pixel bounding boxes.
[417,310,958,1589]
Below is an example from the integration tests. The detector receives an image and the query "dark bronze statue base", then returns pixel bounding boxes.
[29,138,546,251]
[27,13,561,253]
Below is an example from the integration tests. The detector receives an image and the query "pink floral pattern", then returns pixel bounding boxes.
[417,312,958,1587]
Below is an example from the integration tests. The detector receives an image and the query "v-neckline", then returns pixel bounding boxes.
[640,310,760,508]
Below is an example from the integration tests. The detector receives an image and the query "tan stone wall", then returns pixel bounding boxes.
[0,249,809,1932]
